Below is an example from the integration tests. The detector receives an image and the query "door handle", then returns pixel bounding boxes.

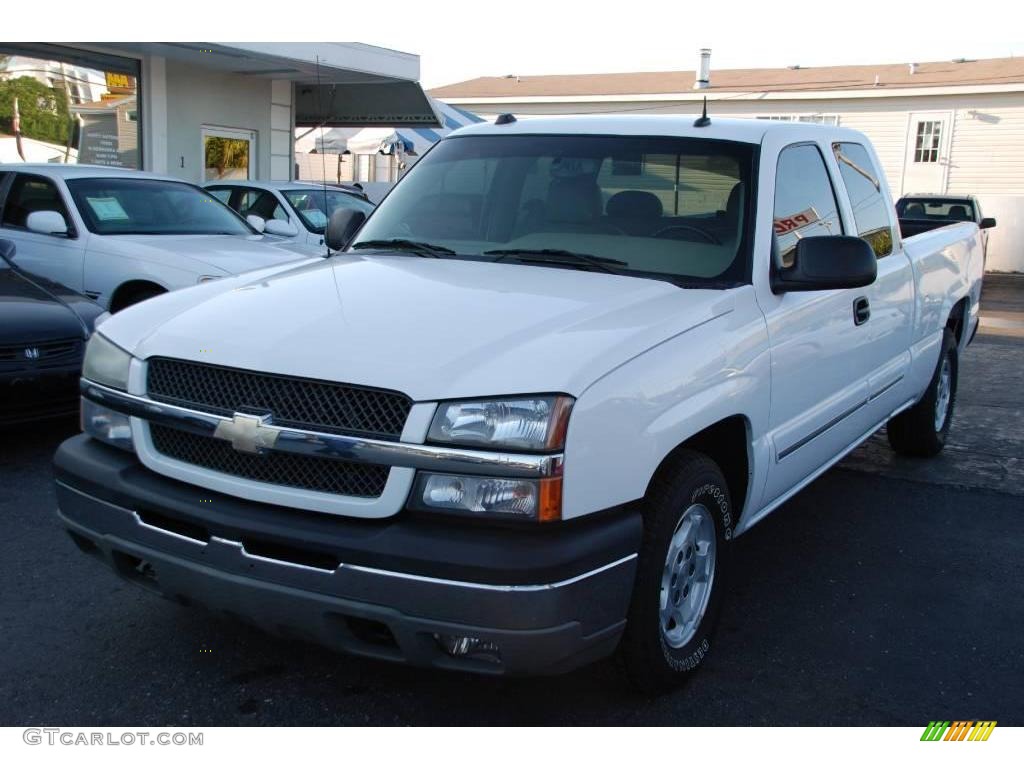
[853,296,871,326]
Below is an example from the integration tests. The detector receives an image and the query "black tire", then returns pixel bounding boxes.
[111,285,165,313]
[619,449,733,694]
[887,328,958,457]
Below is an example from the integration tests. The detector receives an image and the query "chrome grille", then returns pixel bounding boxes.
[146,358,412,439]
[150,425,390,498]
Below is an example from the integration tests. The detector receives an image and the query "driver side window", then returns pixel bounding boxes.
[773,144,843,267]
[1,174,72,231]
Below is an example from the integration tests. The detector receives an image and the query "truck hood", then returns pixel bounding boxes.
[89,233,310,276]
[100,254,736,401]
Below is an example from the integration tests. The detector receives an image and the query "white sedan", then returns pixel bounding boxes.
[0,164,317,311]
[205,180,375,253]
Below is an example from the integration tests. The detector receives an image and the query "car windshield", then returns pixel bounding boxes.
[66,178,254,236]
[349,134,755,287]
[897,197,976,221]
[283,189,374,234]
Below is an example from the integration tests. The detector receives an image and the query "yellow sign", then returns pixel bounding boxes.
[104,72,135,94]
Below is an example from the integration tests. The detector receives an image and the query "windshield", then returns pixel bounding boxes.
[66,178,254,236]
[283,189,374,234]
[350,134,755,286]
[897,197,975,221]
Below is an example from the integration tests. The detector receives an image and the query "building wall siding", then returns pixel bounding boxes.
[163,59,273,184]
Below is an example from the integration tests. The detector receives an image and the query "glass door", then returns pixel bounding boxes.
[202,126,255,182]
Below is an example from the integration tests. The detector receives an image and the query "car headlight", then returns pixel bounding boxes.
[417,395,572,522]
[82,333,132,391]
[409,473,562,522]
[81,397,134,451]
[427,395,573,451]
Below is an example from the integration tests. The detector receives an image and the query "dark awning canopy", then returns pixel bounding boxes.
[295,81,441,127]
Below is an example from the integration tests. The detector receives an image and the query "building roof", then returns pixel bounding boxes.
[430,57,1024,99]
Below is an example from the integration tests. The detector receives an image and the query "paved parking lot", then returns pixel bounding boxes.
[1,277,1022,726]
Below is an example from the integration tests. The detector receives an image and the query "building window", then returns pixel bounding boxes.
[202,127,255,182]
[757,115,839,125]
[913,120,941,163]
[0,44,141,168]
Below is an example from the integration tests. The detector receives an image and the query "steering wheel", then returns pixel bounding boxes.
[652,225,721,245]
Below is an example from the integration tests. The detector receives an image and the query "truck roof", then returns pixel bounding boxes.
[449,114,869,145]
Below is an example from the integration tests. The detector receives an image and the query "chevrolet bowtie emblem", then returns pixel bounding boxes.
[213,413,281,454]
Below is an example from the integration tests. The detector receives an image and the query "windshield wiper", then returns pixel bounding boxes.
[482,248,628,274]
[351,239,456,257]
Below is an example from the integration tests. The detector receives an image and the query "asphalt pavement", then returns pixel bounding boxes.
[1,276,1021,726]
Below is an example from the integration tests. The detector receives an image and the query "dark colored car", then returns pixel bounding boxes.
[896,194,996,262]
[0,239,107,425]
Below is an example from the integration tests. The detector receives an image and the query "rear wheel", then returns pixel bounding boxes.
[887,328,958,457]
[619,450,733,694]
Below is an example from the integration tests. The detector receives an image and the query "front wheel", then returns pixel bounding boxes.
[887,328,959,457]
[619,450,733,694]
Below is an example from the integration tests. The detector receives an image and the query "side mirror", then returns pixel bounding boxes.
[246,214,266,233]
[0,238,15,264]
[325,208,366,252]
[979,217,996,230]
[26,210,68,236]
[263,219,299,237]
[772,235,877,294]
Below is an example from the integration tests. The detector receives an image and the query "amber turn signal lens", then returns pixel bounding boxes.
[538,477,563,522]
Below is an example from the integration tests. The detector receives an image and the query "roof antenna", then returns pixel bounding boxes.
[693,96,711,128]
[315,54,332,257]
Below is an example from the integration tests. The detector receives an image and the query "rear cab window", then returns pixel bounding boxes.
[897,197,976,222]
[832,142,894,257]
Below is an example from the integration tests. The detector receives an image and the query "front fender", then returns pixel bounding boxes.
[560,290,771,525]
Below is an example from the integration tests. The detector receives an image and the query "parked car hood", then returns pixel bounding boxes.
[0,266,92,344]
[99,254,737,401]
[88,234,311,276]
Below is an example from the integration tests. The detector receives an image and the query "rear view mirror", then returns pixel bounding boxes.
[325,208,366,252]
[772,236,877,293]
[263,219,299,237]
[26,210,68,237]
[980,217,997,230]
[246,214,266,233]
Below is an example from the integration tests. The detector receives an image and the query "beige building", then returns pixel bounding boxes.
[431,57,1024,272]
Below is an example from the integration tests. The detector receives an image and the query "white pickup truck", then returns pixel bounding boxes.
[56,116,983,691]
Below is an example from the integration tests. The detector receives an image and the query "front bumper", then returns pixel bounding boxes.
[54,435,641,675]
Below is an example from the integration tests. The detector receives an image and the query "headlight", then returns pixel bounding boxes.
[82,333,132,391]
[427,395,573,451]
[81,398,134,451]
[409,473,562,523]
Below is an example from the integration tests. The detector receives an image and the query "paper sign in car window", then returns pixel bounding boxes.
[87,197,130,221]
[304,210,328,228]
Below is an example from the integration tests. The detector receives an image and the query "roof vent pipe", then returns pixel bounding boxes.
[909,62,918,75]
[694,48,711,90]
